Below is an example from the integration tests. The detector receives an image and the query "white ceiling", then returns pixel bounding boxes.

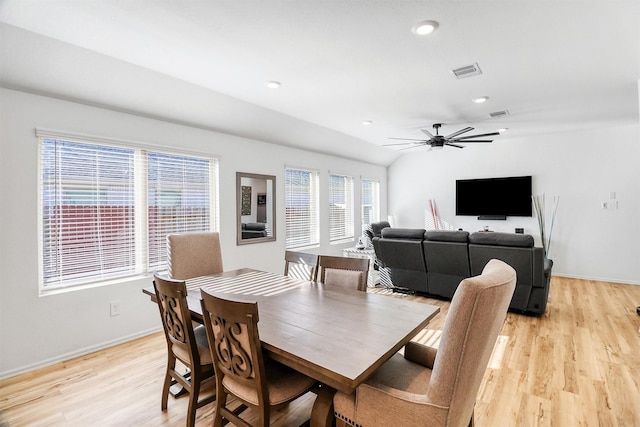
[1,1,638,166]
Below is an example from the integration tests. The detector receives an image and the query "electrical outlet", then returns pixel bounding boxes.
[110,301,121,316]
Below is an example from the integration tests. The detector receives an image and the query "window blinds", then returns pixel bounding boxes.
[329,173,354,242]
[147,152,215,271]
[284,168,319,248]
[39,135,217,290]
[361,178,380,227]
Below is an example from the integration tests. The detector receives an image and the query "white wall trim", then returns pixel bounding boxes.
[0,327,162,380]
[552,274,640,286]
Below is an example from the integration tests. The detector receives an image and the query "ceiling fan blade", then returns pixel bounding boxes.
[398,144,423,151]
[444,127,474,139]
[445,143,465,148]
[388,137,429,142]
[421,128,435,139]
[383,142,422,146]
[453,131,500,140]
[451,139,493,143]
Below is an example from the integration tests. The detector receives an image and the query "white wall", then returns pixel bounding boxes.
[0,89,387,378]
[387,123,640,285]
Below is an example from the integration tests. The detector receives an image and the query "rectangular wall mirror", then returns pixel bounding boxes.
[236,172,276,245]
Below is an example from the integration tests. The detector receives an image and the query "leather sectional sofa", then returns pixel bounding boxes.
[372,228,553,316]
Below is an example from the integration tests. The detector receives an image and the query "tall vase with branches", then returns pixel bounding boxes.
[532,194,559,258]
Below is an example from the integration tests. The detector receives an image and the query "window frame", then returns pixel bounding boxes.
[361,177,380,230]
[284,167,320,249]
[37,130,219,294]
[328,172,354,244]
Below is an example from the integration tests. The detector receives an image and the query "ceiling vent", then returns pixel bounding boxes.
[451,63,482,79]
[489,110,510,118]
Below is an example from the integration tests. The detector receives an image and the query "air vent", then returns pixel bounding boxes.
[451,63,482,79]
[489,110,510,118]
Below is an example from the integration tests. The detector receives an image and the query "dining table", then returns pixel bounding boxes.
[142,268,439,427]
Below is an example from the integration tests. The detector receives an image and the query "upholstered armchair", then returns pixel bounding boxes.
[333,259,516,427]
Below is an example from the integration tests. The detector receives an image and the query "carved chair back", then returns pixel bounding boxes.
[154,274,201,367]
[200,291,270,409]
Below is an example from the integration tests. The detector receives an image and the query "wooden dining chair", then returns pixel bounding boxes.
[284,250,318,281]
[332,259,517,427]
[167,231,223,280]
[200,290,318,427]
[153,273,216,427]
[315,255,370,291]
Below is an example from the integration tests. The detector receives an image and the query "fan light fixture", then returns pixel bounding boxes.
[412,20,439,36]
[265,81,281,89]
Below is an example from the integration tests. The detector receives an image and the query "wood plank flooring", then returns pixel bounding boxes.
[1,276,639,426]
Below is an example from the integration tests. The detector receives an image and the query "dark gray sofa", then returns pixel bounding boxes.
[373,228,553,316]
[374,228,427,293]
[241,222,267,239]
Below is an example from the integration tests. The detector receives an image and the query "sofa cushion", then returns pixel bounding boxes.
[424,230,470,243]
[468,232,534,248]
[243,222,266,231]
[371,221,391,237]
[381,228,425,240]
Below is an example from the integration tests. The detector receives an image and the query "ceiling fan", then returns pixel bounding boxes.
[385,123,499,150]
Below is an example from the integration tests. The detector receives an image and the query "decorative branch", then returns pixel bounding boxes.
[532,194,559,258]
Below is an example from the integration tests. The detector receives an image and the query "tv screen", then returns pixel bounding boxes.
[456,175,532,217]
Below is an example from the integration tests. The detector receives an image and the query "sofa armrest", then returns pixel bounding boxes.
[544,258,553,278]
[404,341,437,368]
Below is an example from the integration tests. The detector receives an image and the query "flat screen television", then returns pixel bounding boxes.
[456,175,532,219]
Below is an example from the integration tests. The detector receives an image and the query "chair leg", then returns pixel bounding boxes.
[258,401,270,427]
[213,388,227,427]
[186,368,201,427]
[161,355,176,410]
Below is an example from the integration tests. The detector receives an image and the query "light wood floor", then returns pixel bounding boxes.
[1,276,639,426]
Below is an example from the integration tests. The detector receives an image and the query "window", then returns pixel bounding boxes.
[361,178,380,228]
[284,168,319,249]
[39,132,218,291]
[147,152,217,270]
[329,173,354,242]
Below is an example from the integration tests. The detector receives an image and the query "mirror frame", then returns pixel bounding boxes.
[236,172,277,245]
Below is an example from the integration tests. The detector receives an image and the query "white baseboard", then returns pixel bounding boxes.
[0,326,162,380]
[552,273,640,286]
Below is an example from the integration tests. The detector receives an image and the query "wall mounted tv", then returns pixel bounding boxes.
[456,175,532,219]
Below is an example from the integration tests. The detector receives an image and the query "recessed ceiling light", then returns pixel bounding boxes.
[498,128,508,133]
[362,120,373,126]
[265,81,281,89]
[412,20,439,36]
[472,96,489,104]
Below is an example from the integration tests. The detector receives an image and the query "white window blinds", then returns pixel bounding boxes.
[329,173,354,242]
[361,178,380,227]
[285,168,319,249]
[39,134,218,290]
[147,152,216,271]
